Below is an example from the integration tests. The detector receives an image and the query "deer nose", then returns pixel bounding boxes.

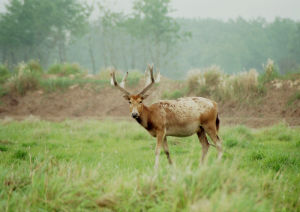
[132,112,139,118]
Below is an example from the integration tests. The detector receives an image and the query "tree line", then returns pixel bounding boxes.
[0,0,299,78]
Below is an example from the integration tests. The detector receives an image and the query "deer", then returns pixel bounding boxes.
[110,65,222,170]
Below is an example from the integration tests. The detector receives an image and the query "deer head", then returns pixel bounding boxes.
[110,64,159,119]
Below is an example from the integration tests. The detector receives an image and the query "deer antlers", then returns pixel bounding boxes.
[139,64,155,96]
[110,64,160,98]
[110,70,130,96]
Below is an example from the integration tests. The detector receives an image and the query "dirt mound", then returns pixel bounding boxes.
[0,80,299,127]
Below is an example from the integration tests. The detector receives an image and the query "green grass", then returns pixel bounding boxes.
[48,63,84,76]
[162,89,187,99]
[39,78,108,92]
[0,120,299,211]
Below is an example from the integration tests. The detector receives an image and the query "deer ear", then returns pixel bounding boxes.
[141,94,149,100]
[123,95,130,100]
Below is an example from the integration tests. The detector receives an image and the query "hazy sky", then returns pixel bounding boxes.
[1,0,300,21]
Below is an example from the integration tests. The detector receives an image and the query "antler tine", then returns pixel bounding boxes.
[139,64,155,96]
[110,69,130,96]
[155,68,160,83]
[144,65,151,86]
[120,71,128,89]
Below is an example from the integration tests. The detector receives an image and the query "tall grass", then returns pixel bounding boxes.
[0,120,299,211]
[0,64,12,84]
[4,68,40,96]
[259,58,279,84]
[48,63,85,76]
[40,77,108,92]
[186,66,266,102]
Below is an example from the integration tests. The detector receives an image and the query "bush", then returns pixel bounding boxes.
[226,69,262,101]
[48,63,85,76]
[0,65,12,84]
[186,66,266,103]
[5,69,40,95]
[203,66,222,85]
[26,60,43,73]
[186,66,223,98]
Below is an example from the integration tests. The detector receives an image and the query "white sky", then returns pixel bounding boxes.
[1,0,300,21]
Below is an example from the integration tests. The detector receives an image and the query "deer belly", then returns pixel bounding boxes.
[166,122,200,137]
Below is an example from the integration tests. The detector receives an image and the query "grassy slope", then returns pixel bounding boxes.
[0,119,299,211]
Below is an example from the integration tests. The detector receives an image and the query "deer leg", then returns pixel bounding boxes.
[197,127,210,164]
[163,136,172,165]
[154,131,165,170]
[204,123,223,160]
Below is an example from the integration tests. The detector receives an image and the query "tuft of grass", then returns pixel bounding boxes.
[249,150,265,161]
[0,145,8,152]
[13,150,28,160]
[259,58,279,85]
[26,60,43,74]
[4,69,40,96]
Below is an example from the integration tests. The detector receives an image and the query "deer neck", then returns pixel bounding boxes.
[135,104,150,129]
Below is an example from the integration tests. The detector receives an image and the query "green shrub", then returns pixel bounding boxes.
[48,63,84,76]
[26,60,43,73]
[0,64,11,84]
[5,69,40,95]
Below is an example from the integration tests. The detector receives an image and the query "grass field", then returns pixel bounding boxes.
[0,118,299,211]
